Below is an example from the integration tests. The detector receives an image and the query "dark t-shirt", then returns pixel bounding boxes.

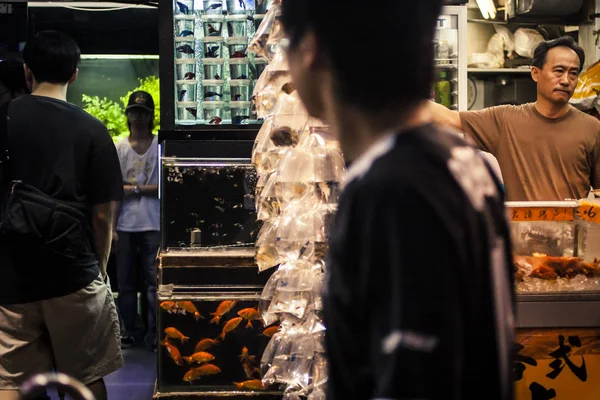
[325,124,515,400]
[0,95,123,304]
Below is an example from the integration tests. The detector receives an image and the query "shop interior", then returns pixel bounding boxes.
[3,0,600,399]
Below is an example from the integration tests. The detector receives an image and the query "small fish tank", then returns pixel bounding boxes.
[156,292,283,395]
[509,201,600,294]
[161,156,260,249]
[171,0,266,126]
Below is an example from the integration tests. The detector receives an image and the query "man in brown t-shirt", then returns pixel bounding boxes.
[430,36,600,201]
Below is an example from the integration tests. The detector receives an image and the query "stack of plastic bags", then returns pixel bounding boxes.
[249,4,345,398]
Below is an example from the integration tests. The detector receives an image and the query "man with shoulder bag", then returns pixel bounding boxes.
[0,31,124,400]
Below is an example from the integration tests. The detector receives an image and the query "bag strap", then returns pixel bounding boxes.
[0,101,11,183]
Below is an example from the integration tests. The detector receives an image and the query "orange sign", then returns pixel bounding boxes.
[577,201,600,224]
[510,207,575,222]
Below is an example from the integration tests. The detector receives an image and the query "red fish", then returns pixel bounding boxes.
[195,338,219,353]
[177,301,203,321]
[219,316,243,340]
[164,327,190,344]
[234,379,264,390]
[183,351,215,364]
[237,307,260,329]
[210,300,237,324]
[261,325,279,337]
[161,339,184,366]
[183,364,222,383]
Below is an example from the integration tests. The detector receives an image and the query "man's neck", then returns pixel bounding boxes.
[334,101,432,163]
[534,99,571,119]
[31,82,68,102]
[129,127,152,140]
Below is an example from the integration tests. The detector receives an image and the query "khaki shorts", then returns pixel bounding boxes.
[0,275,124,389]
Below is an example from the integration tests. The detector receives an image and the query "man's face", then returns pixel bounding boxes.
[127,108,151,126]
[285,32,329,122]
[532,46,581,106]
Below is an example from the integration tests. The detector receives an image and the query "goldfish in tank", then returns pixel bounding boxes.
[238,347,256,363]
[161,339,184,366]
[210,300,237,324]
[261,325,279,337]
[164,327,190,344]
[237,307,260,329]
[194,338,220,353]
[177,301,203,320]
[159,301,180,313]
[183,364,222,383]
[234,379,264,390]
[218,316,243,340]
[183,351,215,365]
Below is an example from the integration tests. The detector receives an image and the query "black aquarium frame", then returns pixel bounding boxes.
[158,0,261,144]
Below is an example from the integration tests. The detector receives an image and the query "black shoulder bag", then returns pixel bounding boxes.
[0,101,92,260]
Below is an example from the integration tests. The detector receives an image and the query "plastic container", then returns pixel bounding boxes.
[226,0,252,14]
[202,58,224,80]
[175,58,197,81]
[230,79,252,102]
[202,37,224,59]
[227,37,248,59]
[175,0,194,15]
[201,15,224,37]
[203,0,224,14]
[202,79,225,101]
[230,101,252,125]
[226,15,248,37]
[176,80,198,102]
[253,57,268,80]
[174,15,196,38]
[435,71,451,108]
[228,58,250,80]
[177,101,198,124]
[175,37,196,59]
[202,101,224,124]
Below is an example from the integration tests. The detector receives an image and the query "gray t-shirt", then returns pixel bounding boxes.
[115,136,160,232]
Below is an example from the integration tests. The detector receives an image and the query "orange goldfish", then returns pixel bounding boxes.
[160,301,180,313]
[238,347,256,363]
[194,338,220,353]
[183,351,215,364]
[160,339,184,366]
[242,362,260,379]
[218,316,243,340]
[261,325,279,337]
[237,307,260,329]
[183,364,223,382]
[164,327,190,344]
[210,300,237,324]
[234,379,264,390]
[177,301,203,320]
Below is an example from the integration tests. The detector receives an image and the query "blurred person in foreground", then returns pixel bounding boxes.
[0,58,28,105]
[430,37,600,201]
[114,91,160,352]
[0,31,123,400]
[280,1,515,399]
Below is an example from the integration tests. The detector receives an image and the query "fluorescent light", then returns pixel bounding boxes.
[80,54,159,59]
[476,0,497,19]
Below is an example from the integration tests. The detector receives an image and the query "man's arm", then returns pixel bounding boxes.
[92,201,116,278]
[428,100,462,131]
[139,184,158,196]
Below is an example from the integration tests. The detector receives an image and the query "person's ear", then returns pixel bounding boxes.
[68,68,79,85]
[23,64,34,91]
[531,66,540,83]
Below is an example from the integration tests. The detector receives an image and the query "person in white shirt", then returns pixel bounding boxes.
[114,91,160,352]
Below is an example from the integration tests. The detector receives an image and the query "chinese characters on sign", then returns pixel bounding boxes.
[510,208,574,222]
[546,335,587,382]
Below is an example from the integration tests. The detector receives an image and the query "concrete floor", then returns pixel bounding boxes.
[105,347,157,400]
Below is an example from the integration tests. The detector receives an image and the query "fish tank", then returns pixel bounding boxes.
[161,155,259,249]
[509,201,600,294]
[171,0,272,126]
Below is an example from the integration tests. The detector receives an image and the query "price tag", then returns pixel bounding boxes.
[577,202,600,224]
[509,207,575,222]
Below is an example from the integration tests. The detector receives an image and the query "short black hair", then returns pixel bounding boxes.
[532,36,585,72]
[23,30,81,84]
[0,58,28,95]
[281,0,444,116]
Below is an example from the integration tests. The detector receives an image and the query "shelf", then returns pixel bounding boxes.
[468,68,531,74]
